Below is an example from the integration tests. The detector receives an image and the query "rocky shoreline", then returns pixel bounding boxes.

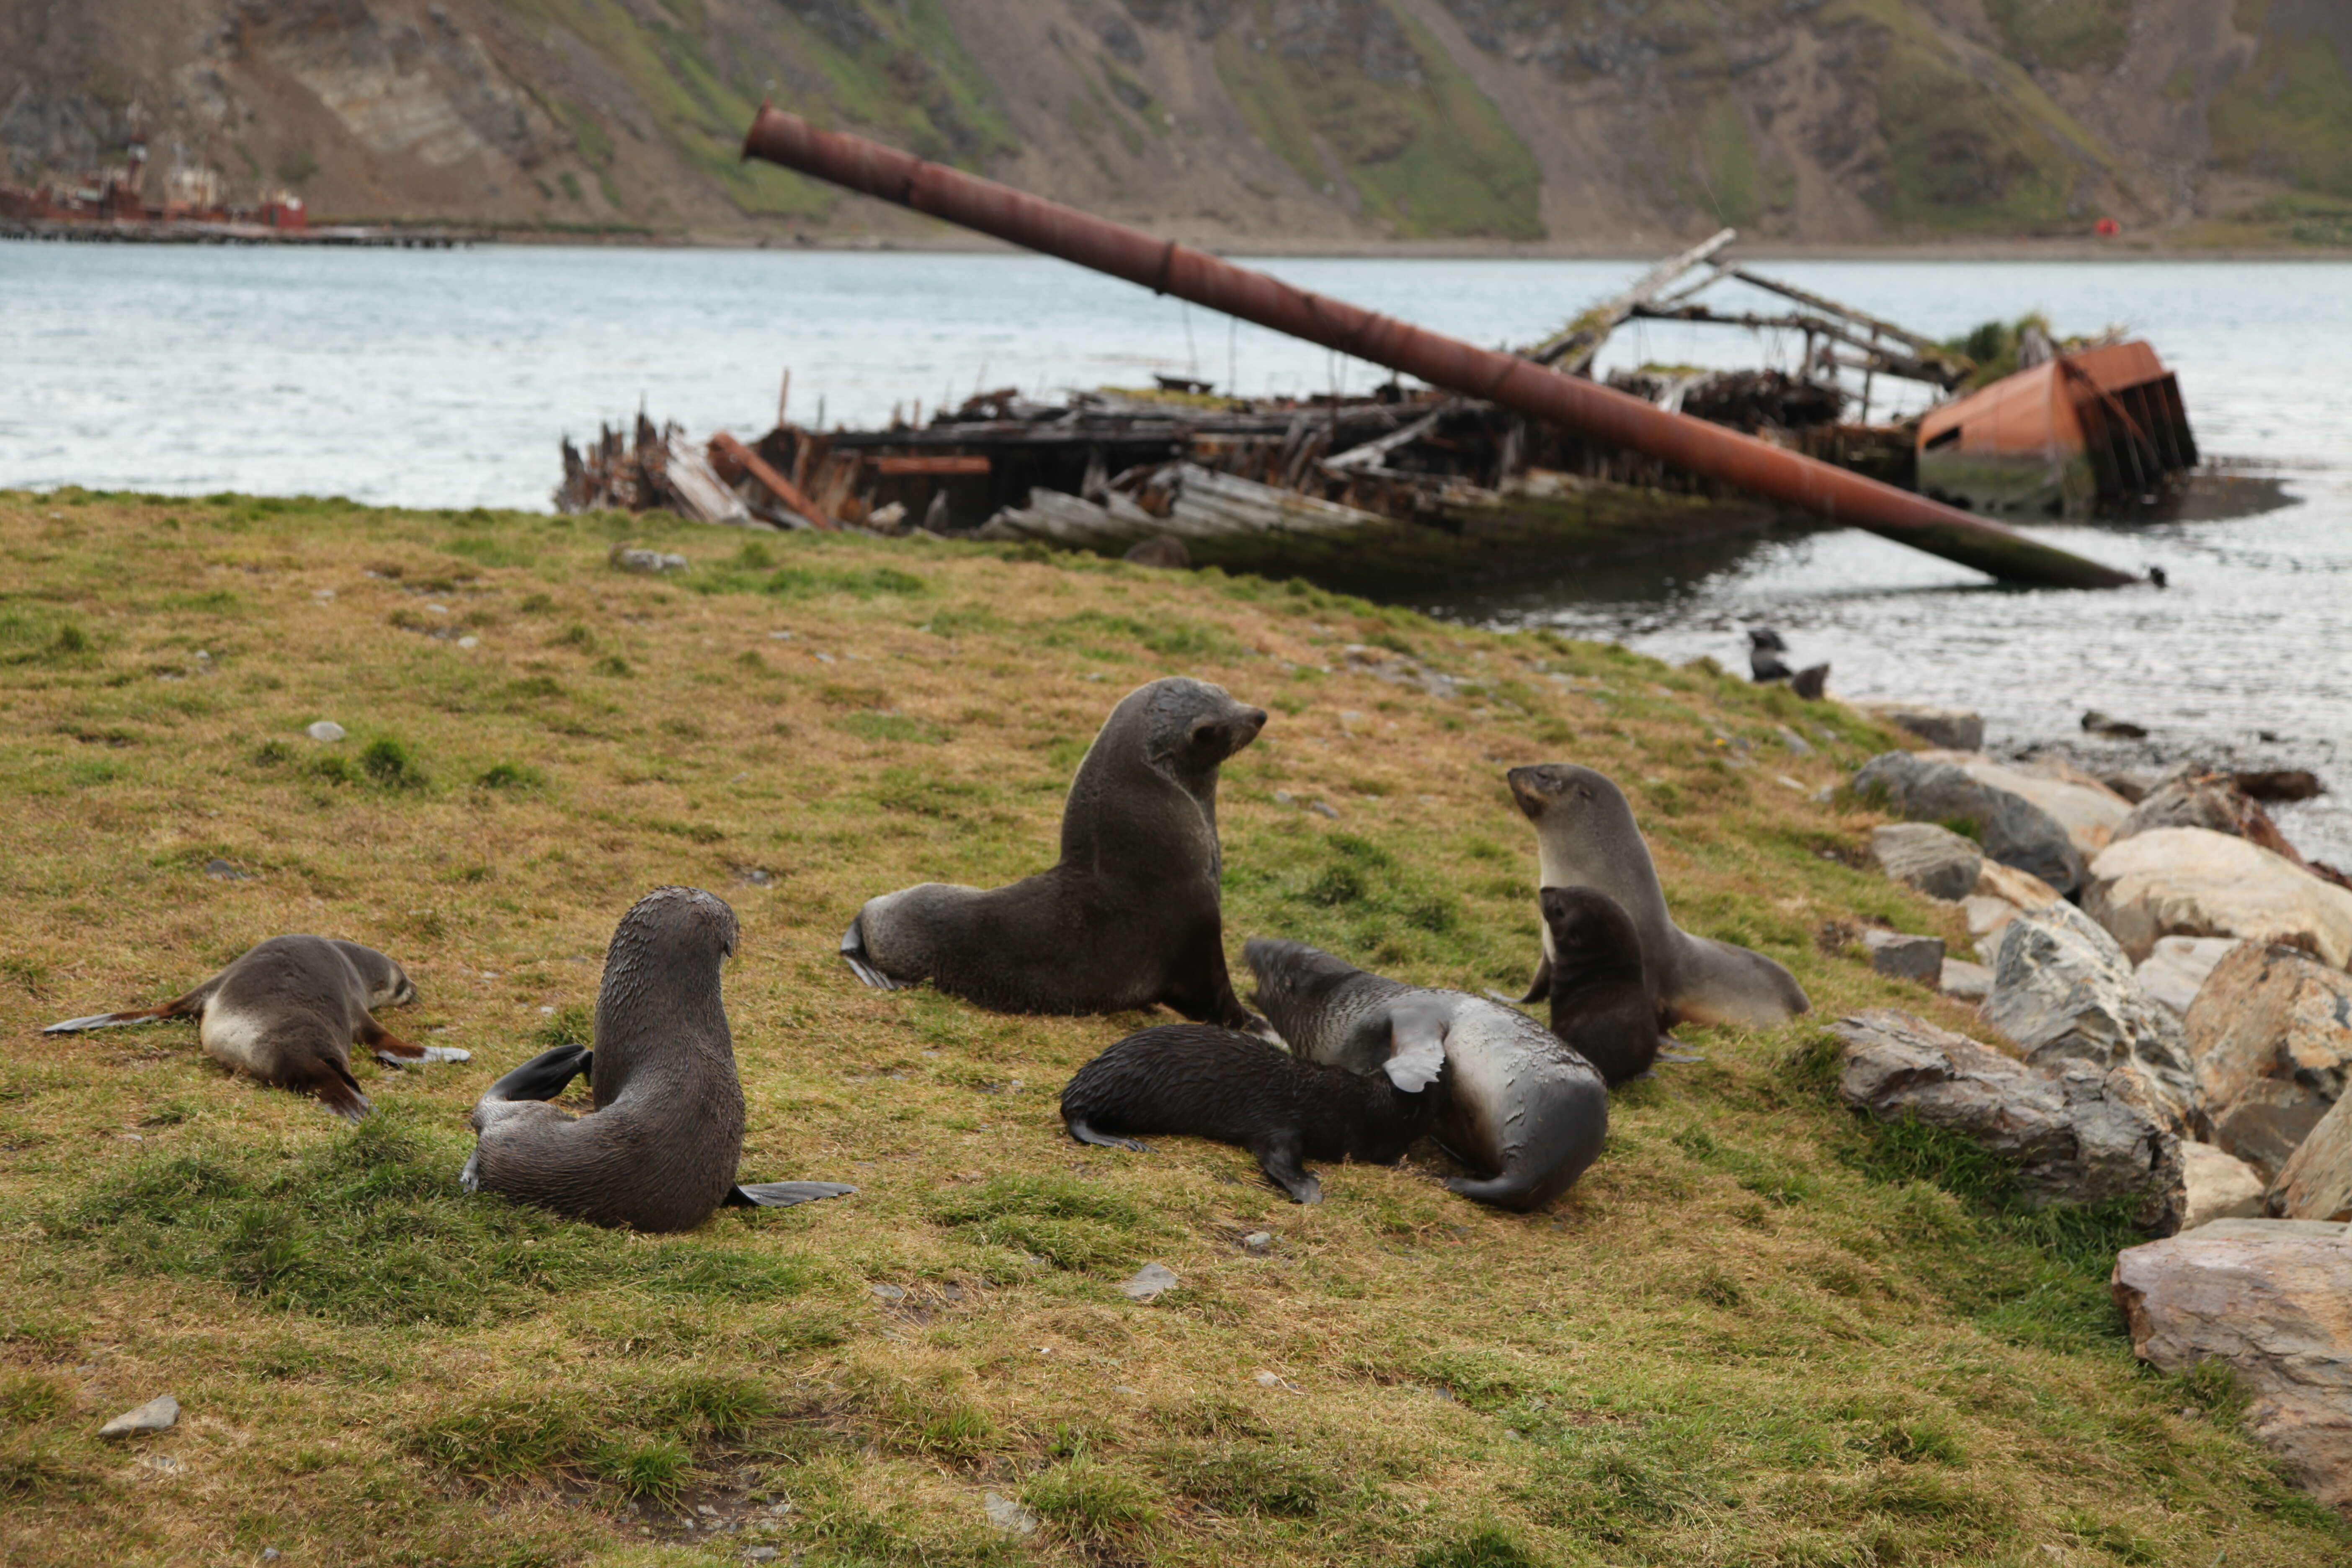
[1834,701,2352,1511]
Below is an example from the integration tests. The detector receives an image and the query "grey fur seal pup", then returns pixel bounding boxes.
[841,677,1268,1029]
[1246,939,1607,1212]
[1537,886,1660,1087]
[43,936,462,1120]
[1507,763,1809,1029]
[462,887,854,1231]
[1059,1022,1440,1204]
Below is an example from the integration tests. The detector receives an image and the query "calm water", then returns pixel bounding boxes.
[3,244,2347,855]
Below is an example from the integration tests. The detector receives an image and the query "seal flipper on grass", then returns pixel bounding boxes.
[44,975,219,1034]
[1513,953,1553,1006]
[838,915,902,991]
[725,1181,858,1208]
[1067,1117,1151,1153]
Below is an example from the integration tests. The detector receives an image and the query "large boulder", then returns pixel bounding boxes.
[1833,1008,2184,1231]
[2187,943,2352,1178]
[2134,935,2241,1017]
[2273,1094,2352,1223]
[1963,859,2067,960]
[2120,768,2311,866]
[2112,1230,2352,1514]
[1850,701,1983,752]
[1869,822,1982,901]
[2085,828,2352,967]
[1855,752,2086,895]
[1924,751,2133,862]
[2179,1141,2268,1230]
[1983,901,2198,1110]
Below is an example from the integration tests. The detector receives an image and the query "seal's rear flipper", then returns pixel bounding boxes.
[1655,1035,1706,1065]
[44,1006,175,1034]
[839,917,901,991]
[1066,1117,1150,1153]
[1253,1134,1322,1205]
[483,1045,591,1103]
[314,1078,373,1123]
[727,1181,858,1208]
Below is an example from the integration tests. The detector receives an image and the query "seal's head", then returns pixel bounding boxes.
[608,885,739,971]
[1507,763,1628,825]
[1142,677,1266,780]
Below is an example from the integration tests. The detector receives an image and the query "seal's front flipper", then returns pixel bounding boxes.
[483,1044,591,1103]
[1067,1117,1151,1153]
[1655,1035,1706,1065]
[459,1148,482,1192]
[1515,953,1553,1006]
[839,917,901,991]
[727,1181,858,1208]
[1383,999,1450,1093]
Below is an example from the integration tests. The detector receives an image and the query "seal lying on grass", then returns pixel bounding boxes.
[841,677,1269,1030]
[1246,939,1608,1213]
[1059,1023,1441,1204]
[463,887,854,1231]
[44,936,462,1120]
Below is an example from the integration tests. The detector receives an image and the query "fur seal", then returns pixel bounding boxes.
[43,936,462,1119]
[462,887,854,1231]
[1537,886,1661,1087]
[1246,939,1608,1212]
[1059,1022,1439,1203]
[841,677,1268,1029]
[1506,763,1810,1029]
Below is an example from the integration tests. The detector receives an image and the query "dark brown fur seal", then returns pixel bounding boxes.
[1538,886,1660,1087]
[43,936,459,1120]
[1246,939,1608,1213]
[462,887,853,1231]
[841,677,1268,1029]
[1059,1023,1440,1203]
[1507,763,1810,1029]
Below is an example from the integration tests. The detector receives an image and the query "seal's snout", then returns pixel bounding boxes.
[1506,764,1557,818]
[1235,706,1268,746]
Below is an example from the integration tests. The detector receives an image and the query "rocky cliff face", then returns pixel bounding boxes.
[2,0,2345,246]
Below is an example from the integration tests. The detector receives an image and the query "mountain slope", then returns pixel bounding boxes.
[1,0,2346,247]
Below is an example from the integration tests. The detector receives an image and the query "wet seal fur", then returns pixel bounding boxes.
[1246,939,1608,1212]
[1059,1022,1440,1203]
[463,887,854,1231]
[1539,886,1662,1086]
[43,936,459,1120]
[1508,763,1809,1029]
[841,677,1268,1028]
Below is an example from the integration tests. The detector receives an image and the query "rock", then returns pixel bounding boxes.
[305,720,345,742]
[745,1550,780,1562]
[203,858,250,881]
[1118,1262,1179,1300]
[2118,771,2309,866]
[610,544,689,574]
[2180,1141,2269,1229]
[1939,958,1994,1001]
[1977,859,2065,910]
[2081,708,2149,738]
[2235,769,2325,803]
[2099,770,2156,804]
[982,1491,1039,1536]
[868,1284,907,1302]
[98,1394,178,1437]
[1121,534,1190,569]
[1862,930,1945,983]
[1854,751,2086,894]
[2112,1230,2352,1513]
[2185,943,2352,1177]
[1776,725,1813,756]
[1242,1231,1273,1253]
[1852,701,1983,752]
[2194,1217,2347,1241]
[2134,936,2241,1017]
[1832,1008,2185,1230]
[2089,828,2352,967]
[1306,799,1339,820]
[1932,750,2132,862]
[1869,823,1982,901]
[2272,1092,2352,1222]
[1984,901,2197,1109]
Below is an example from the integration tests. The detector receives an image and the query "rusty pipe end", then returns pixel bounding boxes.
[743,102,799,163]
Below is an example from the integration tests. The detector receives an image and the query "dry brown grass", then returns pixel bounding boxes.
[0,488,2342,1567]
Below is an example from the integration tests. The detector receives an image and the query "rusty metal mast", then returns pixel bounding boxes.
[742,106,2136,590]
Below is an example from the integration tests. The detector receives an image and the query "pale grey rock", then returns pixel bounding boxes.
[1939,958,1994,1001]
[1852,701,1983,752]
[98,1393,178,1437]
[2087,828,2352,967]
[1870,822,1982,901]
[868,1284,906,1302]
[1863,930,1945,983]
[1118,1262,1179,1300]
[1833,1008,2185,1231]
[610,545,689,575]
[305,720,345,742]
[1985,902,2197,1109]
[1854,751,2085,894]
[2113,1230,2352,1513]
[2135,936,2241,1017]
[2193,1218,2348,1241]
[1242,1231,1273,1252]
[2179,1141,2269,1230]
[982,1492,1039,1536]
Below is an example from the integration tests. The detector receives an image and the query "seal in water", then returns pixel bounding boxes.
[1537,886,1660,1087]
[1246,939,1608,1212]
[463,887,854,1230]
[1506,763,1809,1029]
[1059,1022,1440,1203]
[841,677,1268,1028]
[43,936,461,1120]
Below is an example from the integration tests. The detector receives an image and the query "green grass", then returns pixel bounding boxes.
[0,490,2344,1565]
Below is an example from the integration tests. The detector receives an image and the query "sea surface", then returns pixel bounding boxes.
[3,243,2347,856]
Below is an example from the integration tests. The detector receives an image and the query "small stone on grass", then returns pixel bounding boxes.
[100,1394,177,1437]
[1118,1262,1178,1300]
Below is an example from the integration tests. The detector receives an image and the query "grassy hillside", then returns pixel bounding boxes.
[0,490,2347,1566]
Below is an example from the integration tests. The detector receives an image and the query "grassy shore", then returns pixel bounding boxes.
[0,490,2343,1568]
